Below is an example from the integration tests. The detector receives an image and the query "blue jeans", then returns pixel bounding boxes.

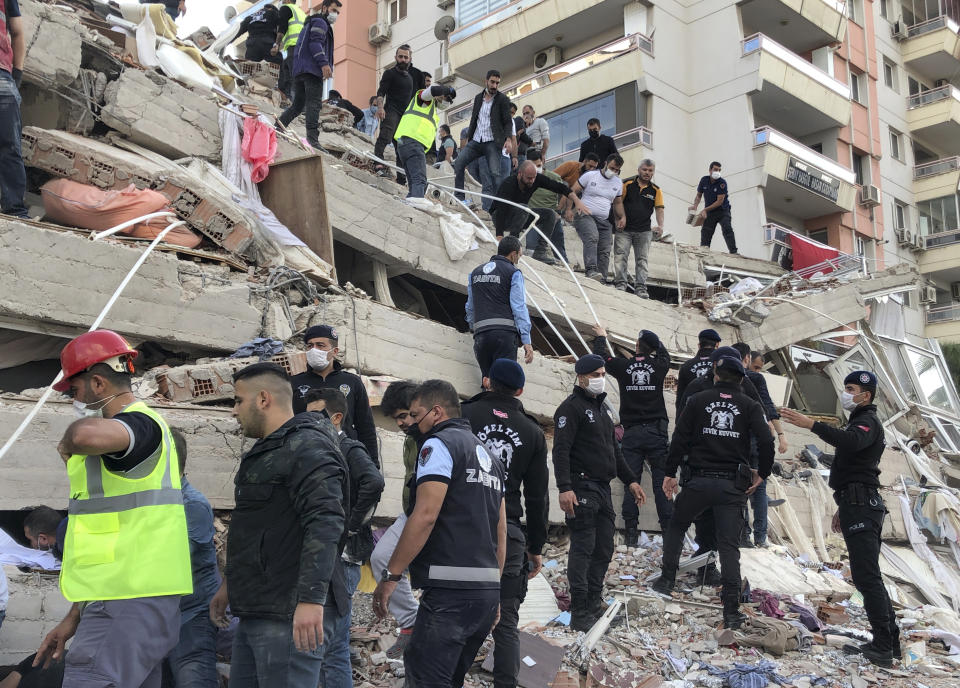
[455,139,502,203]
[397,137,428,199]
[319,562,361,688]
[526,213,567,261]
[167,613,219,688]
[0,70,27,218]
[231,617,323,688]
[751,479,769,544]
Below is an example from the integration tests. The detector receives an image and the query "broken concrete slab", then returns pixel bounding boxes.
[151,352,309,403]
[20,0,89,86]
[100,68,223,160]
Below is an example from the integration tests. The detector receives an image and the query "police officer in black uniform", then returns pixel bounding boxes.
[465,236,534,380]
[372,380,506,686]
[675,329,722,414]
[462,359,549,688]
[780,371,900,667]
[653,356,774,629]
[553,354,646,631]
[592,325,673,542]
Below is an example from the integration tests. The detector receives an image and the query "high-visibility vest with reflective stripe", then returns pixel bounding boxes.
[394,92,439,151]
[281,3,307,50]
[60,401,193,602]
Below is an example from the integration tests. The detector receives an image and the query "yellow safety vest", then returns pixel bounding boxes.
[60,401,193,602]
[394,92,439,151]
[281,3,307,50]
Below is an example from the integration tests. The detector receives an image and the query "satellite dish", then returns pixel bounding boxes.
[434,16,456,41]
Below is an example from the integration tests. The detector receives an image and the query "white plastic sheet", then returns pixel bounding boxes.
[0,528,60,571]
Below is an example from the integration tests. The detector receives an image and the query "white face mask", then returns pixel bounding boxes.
[840,391,860,412]
[602,168,616,179]
[306,347,330,370]
[710,170,721,180]
[72,393,119,419]
[326,10,339,23]
[586,377,606,395]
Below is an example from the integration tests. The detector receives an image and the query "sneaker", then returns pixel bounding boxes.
[532,251,556,265]
[636,290,650,299]
[615,283,628,291]
[385,629,414,659]
[586,271,604,282]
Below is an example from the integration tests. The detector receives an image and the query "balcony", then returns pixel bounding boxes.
[907,85,960,154]
[914,157,960,202]
[763,223,866,279]
[920,231,960,279]
[752,127,857,218]
[902,16,960,83]
[447,0,635,83]
[925,308,960,344]
[927,304,960,325]
[739,0,847,53]
[741,34,851,136]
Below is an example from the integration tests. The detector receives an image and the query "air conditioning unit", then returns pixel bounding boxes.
[920,285,938,304]
[368,22,391,45]
[859,184,881,207]
[951,282,960,300]
[896,228,910,245]
[913,233,926,250]
[434,63,455,85]
[891,20,907,40]
[436,0,455,8]
[533,45,562,72]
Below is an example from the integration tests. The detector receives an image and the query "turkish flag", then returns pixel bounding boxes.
[789,234,840,273]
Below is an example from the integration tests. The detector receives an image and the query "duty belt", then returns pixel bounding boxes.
[834,482,881,507]
[691,469,736,480]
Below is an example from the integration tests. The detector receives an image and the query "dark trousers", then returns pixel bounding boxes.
[566,480,616,609]
[279,73,325,147]
[621,422,673,532]
[661,477,745,602]
[0,70,28,218]
[524,214,567,261]
[700,209,737,253]
[163,613,219,688]
[493,205,554,241]
[374,107,402,164]
[454,139,503,201]
[397,136,428,198]
[492,522,528,688]
[837,493,899,651]
[278,51,295,98]
[244,34,282,63]
[473,329,519,380]
[404,587,499,688]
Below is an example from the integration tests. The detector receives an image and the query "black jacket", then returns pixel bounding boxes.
[745,370,780,420]
[813,404,884,491]
[338,434,385,563]
[489,172,571,216]
[679,372,762,411]
[290,361,379,464]
[377,65,414,113]
[667,382,774,479]
[552,386,637,492]
[461,391,550,555]
[675,349,719,413]
[593,335,670,426]
[579,134,618,163]
[465,90,514,150]
[226,413,348,620]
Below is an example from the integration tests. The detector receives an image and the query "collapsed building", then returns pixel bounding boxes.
[2,1,960,685]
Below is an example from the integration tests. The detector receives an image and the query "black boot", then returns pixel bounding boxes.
[570,600,596,632]
[722,595,747,630]
[651,572,675,597]
[842,641,895,668]
[624,528,639,548]
[696,562,723,586]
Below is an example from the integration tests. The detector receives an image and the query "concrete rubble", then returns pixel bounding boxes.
[3,2,960,687]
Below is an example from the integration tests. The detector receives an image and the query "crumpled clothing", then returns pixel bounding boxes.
[730,616,803,656]
[700,660,788,688]
[230,338,284,361]
[242,117,278,183]
[787,601,823,632]
[751,589,786,619]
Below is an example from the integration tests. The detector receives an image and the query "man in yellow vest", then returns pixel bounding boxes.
[33,330,192,687]
[394,83,456,199]
[274,1,306,98]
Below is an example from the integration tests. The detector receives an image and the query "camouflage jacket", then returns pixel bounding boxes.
[226,413,349,620]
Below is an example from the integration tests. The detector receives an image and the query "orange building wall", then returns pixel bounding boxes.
[332,0,378,107]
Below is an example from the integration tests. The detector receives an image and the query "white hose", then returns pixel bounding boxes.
[89,211,177,241]
[0,220,184,463]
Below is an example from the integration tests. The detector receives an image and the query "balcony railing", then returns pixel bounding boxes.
[762,223,866,279]
[906,15,960,38]
[543,126,653,169]
[914,156,960,179]
[907,84,960,109]
[925,228,960,248]
[752,126,857,184]
[926,304,960,324]
[741,33,851,98]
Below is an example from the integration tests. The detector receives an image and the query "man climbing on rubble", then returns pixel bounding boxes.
[373,44,415,179]
[591,326,673,543]
[462,359,549,688]
[305,388,384,688]
[654,355,774,630]
[553,354,646,631]
[275,0,307,98]
[278,0,343,150]
[675,328,722,414]
[489,160,588,243]
[289,324,379,463]
[211,362,348,687]
[0,0,28,219]
[235,3,283,64]
[373,380,506,687]
[466,236,534,381]
[34,330,193,686]
[370,381,421,660]
[393,81,457,199]
[780,371,901,667]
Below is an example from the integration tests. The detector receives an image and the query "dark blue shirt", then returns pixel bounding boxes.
[180,479,221,624]
[697,175,731,211]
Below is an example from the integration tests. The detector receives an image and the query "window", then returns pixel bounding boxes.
[893,199,908,230]
[541,84,644,165]
[809,142,824,154]
[889,128,903,161]
[918,195,960,235]
[852,152,868,186]
[846,0,862,24]
[850,72,865,105]
[389,0,407,23]
[809,229,829,245]
[880,0,889,19]
[883,58,898,92]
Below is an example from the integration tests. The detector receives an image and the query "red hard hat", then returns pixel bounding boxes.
[54,330,139,392]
